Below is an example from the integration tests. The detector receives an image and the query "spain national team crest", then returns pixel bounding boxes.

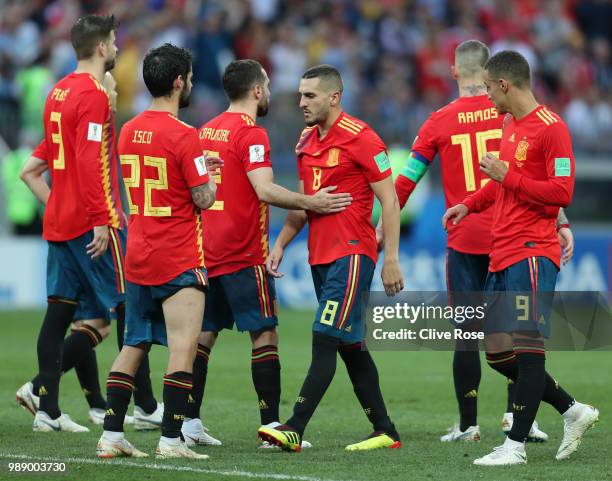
[327,148,340,167]
[515,140,529,164]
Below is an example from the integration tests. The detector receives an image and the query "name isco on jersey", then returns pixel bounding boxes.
[457,108,498,124]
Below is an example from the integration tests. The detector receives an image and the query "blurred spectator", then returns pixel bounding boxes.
[1,129,43,235]
[0,0,609,174]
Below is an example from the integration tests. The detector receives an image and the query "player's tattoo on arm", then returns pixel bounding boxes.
[191,182,216,210]
[557,207,569,228]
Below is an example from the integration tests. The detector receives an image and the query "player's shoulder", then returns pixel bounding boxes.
[163,113,199,136]
[337,113,383,144]
[533,106,566,128]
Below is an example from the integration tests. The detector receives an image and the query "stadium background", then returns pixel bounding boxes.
[0,2,610,480]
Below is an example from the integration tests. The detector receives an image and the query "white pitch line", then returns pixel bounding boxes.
[0,452,350,481]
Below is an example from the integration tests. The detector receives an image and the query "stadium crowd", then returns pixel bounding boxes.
[0,0,610,234]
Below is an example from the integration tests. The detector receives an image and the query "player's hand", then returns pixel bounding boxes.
[479,152,508,182]
[381,258,404,296]
[308,186,352,214]
[558,226,574,265]
[442,204,469,229]
[87,225,109,259]
[375,220,384,252]
[204,152,224,176]
[266,244,285,278]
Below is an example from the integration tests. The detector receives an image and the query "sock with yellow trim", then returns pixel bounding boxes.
[251,344,281,425]
[36,298,77,419]
[508,339,546,442]
[162,371,193,438]
[75,348,106,409]
[103,371,135,432]
[287,332,339,436]
[339,343,398,437]
[32,325,104,407]
[115,303,157,414]
[186,344,210,419]
[452,342,481,431]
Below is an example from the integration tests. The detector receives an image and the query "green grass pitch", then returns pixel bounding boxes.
[0,309,609,481]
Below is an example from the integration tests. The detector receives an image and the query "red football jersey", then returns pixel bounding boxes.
[199,112,272,277]
[297,112,391,265]
[464,105,575,271]
[118,111,209,285]
[395,95,502,254]
[33,72,123,241]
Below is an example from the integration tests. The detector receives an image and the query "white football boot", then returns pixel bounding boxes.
[33,411,89,432]
[556,402,599,460]
[440,423,481,442]
[156,436,209,459]
[97,432,148,458]
[133,402,163,431]
[502,412,548,442]
[16,382,39,415]
[181,418,222,446]
[474,437,527,466]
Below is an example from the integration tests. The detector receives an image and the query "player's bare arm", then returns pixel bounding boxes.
[557,208,574,265]
[20,155,50,204]
[190,180,217,210]
[371,176,404,296]
[265,180,308,277]
[247,167,352,213]
[442,203,469,229]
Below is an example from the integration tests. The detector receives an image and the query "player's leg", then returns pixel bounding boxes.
[116,302,160,427]
[182,274,226,446]
[442,249,487,442]
[224,266,281,428]
[30,240,90,432]
[258,262,338,452]
[182,329,220,446]
[157,278,208,460]
[476,258,598,466]
[97,279,155,458]
[333,256,399,451]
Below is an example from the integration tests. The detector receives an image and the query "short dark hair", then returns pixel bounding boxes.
[302,64,343,93]
[485,50,531,88]
[143,43,192,98]
[70,14,117,60]
[222,59,266,101]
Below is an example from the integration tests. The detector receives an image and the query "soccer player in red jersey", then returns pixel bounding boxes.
[17,15,129,433]
[183,59,351,448]
[391,40,549,443]
[19,71,161,428]
[443,50,599,466]
[258,65,403,452]
[96,44,217,459]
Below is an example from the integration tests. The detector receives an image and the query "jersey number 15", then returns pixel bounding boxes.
[451,129,501,191]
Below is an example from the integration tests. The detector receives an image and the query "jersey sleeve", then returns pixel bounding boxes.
[32,139,48,162]
[237,126,272,173]
[463,179,499,213]
[353,129,392,183]
[75,89,113,226]
[395,114,438,208]
[178,128,210,188]
[502,122,575,207]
